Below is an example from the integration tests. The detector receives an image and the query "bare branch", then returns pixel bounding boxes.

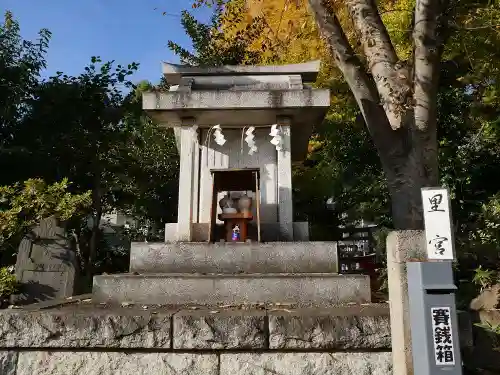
[307,0,401,146]
[413,0,449,132]
[346,0,411,130]
[346,0,399,68]
[307,0,376,97]
[412,0,451,184]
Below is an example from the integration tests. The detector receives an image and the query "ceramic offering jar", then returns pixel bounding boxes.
[238,193,253,213]
[219,194,237,214]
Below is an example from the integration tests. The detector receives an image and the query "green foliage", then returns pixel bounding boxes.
[472,266,498,291]
[0,267,17,299]
[0,179,91,264]
[167,4,265,66]
[120,81,179,224]
[0,11,50,155]
[7,57,145,227]
[292,77,391,233]
[0,178,91,242]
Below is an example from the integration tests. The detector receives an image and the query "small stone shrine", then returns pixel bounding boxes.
[92,61,371,307]
[143,60,330,243]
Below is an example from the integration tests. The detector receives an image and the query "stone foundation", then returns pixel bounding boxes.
[0,300,392,375]
[2,352,392,375]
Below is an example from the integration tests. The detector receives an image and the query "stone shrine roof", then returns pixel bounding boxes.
[142,61,331,160]
[162,60,321,85]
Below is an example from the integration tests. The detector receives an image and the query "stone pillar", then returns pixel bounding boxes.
[191,128,200,224]
[276,116,293,241]
[177,121,198,242]
[386,230,426,375]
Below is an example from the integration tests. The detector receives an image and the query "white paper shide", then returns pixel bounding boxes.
[245,126,258,155]
[431,307,456,366]
[269,124,282,151]
[212,124,226,146]
[421,187,454,260]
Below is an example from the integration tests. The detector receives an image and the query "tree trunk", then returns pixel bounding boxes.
[380,124,439,230]
[363,105,439,230]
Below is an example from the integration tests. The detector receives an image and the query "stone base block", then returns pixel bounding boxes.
[220,353,392,375]
[92,273,370,306]
[130,241,338,274]
[5,351,391,375]
[15,352,218,375]
[0,302,390,350]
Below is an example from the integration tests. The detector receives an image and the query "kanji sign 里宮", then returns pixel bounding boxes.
[421,187,455,260]
[431,307,456,366]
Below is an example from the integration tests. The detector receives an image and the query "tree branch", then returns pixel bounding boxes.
[307,1,377,112]
[413,0,449,132]
[412,0,451,184]
[346,0,411,130]
[307,0,407,165]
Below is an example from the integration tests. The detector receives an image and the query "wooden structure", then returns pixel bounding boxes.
[209,168,261,243]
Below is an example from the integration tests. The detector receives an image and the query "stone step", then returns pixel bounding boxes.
[92,273,370,306]
[129,241,339,274]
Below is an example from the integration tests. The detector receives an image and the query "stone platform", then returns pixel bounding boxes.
[99,241,369,307]
[93,273,369,306]
[129,242,339,274]
[0,296,392,375]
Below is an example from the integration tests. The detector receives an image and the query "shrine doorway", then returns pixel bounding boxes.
[209,168,261,243]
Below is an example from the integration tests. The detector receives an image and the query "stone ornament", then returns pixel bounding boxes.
[219,194,237,214]
[237,194,252,213]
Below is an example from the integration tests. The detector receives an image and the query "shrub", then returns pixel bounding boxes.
[0,267,17,299]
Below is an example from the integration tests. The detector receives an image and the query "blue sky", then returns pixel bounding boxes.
[1,0,213,84]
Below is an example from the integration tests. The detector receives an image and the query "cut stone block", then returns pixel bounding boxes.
[173,309,267,349]
[16,352,218,375]
[129,242,338,274]
[219,352,392,375]
[268,306,391,349]
[0,351,17,375]
[92,273,370,306]
[0,309,173,349]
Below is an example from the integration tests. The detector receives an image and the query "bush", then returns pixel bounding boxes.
[0,178,91,265]
[0,267,17,300]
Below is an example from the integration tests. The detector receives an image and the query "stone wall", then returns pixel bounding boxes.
[0,304,392,375]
